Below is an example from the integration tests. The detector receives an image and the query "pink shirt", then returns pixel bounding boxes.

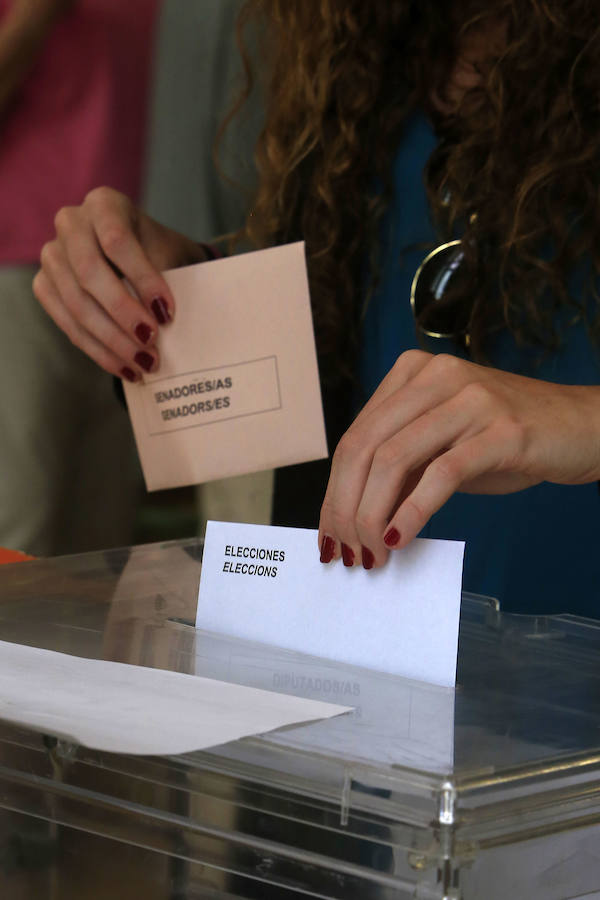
[0,0,160,263]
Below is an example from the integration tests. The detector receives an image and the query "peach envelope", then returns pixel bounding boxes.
[123,242,328,491]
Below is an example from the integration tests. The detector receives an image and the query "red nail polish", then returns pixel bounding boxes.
[121,367,137,383]
[134,322,153,344]
[384,527,401,548]
[151,296,170,325]
[134,351,154,373]
[341,543,355,567]
[361,546,375,570]
[320,535,335,563]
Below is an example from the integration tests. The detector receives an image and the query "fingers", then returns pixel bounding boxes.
[318,354,515,570]
[384,428,505,547]
[352,397,484,560]
[38,239,159,377]
[37,187,177,378]
[319,430,379,571]
[319,353,472,568]
[318,351,433,565]
[56,199,169,337]
[84,188,175,324]
[352,348,432,423]
[33,269,144,380]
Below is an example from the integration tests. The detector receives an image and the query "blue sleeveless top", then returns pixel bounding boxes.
[360,113,600,617]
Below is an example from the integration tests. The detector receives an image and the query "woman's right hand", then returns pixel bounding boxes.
[34,187,209,381]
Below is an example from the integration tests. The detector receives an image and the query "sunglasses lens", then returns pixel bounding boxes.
[413,243,471,338]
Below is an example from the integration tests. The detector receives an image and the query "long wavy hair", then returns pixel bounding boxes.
[229,0,600,381]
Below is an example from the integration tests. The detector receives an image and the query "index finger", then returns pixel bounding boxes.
[317,349,430,564]
[86,189,175,325]
[353,349,431,424]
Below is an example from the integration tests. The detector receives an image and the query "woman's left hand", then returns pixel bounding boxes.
[318,349,600,568]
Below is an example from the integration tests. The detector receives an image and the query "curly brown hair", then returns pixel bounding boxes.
[231,0,600,380]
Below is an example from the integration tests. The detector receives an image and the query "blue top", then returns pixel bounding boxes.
[360,113,600,617]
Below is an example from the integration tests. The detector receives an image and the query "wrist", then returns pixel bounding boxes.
[198,242,223,261]
[561,384,600,483]
[582,385,600,481]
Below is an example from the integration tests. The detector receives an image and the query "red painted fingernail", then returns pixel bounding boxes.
[341,543,355,567]
[134,322,154,344]
[384,527,401,548]
[121,367,137,383]
[134,351,154,373]
[151,296,171,325]
[320,535,335,563]
[361,546,375,570]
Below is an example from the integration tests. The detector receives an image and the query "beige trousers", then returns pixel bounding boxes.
[0,265,142,556]
[195,470,273,536]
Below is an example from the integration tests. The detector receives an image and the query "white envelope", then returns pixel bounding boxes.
[198,521,465,688]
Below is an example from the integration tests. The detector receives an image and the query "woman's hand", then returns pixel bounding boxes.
[34,187,209,381]
[318,349,600,568]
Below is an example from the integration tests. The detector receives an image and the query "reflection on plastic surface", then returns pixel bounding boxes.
[0,638,351,755]
[194,629,455,772]
[1,541,600,898]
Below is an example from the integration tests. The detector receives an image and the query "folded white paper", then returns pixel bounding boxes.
[0,640,351,755]
[197,522,465,688]
[123,243,327,490]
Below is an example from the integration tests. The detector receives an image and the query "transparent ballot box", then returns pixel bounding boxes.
[0,539,599,900]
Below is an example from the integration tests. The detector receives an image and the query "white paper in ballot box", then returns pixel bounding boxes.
[197,521,465,689]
